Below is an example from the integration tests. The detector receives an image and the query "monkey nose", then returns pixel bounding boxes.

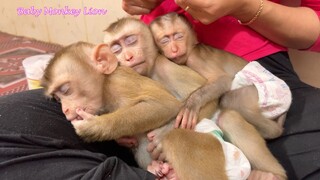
[63,108,69,114]
[171,45,178,53]
[126,55,134,61]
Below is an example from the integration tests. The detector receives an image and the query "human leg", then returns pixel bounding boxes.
[0,89,151,179]
[258,52,320,180]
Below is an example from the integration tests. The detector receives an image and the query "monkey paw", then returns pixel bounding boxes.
[147,124,173,161]
[71,118,105,142]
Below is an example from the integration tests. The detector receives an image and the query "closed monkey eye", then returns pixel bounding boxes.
[59,83,70,95]
[173,33,183,41]
[160,36,170,45]
[111,44,122,54]
[125,35,138,46]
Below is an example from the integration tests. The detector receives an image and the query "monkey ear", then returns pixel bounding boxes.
[92,44,118,74]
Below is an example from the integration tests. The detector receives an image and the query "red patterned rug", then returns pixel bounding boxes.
[0,31,62,96]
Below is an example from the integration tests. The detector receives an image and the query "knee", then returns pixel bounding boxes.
[218,109,245,129]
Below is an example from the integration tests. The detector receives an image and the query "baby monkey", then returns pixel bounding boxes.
[41,42,228,180]
[150,12,292,139]
[104,17,287,180]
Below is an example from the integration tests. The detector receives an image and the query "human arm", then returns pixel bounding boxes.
[174,0,320,50]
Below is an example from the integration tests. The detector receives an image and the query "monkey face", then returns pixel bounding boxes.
[150,21,192,65]
[156,33,189,65]
[104,18,160,77]
[44,55,105,122]
[107,33,152,76]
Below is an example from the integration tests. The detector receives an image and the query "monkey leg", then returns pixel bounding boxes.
[220,85,283,139]
[161,129,228,180]
[218,109,287,180]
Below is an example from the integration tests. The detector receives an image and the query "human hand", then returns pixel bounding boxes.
[115,136,138,148]
[122,0,164,15]
[174,0,258,24]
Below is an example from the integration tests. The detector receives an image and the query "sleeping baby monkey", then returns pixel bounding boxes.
[41,41,231,180]
[150,12,292,140]
[104,17,287,179]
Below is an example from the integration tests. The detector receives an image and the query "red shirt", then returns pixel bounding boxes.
[141,0,320,61]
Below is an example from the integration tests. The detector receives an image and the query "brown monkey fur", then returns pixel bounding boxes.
[150,12,288,139]
[104,17,287,179]
[41,42,227,179]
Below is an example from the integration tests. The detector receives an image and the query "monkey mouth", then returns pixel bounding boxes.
[68,115,83,122]
[170,57,183,65]
[131,61,145,69]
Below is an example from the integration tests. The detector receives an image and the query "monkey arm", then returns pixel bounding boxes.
[175,74,233,129]
[153,56,206,101]
[71,98,180,142]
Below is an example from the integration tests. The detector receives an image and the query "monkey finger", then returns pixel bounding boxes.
[180,109,191,129]
[150,147,162,160]
[147,160,164,178]
[76,108,94,120]
[186,111,195,129]
[175,110,185,128]
[147,141,156,153]
[191,116,198,129]
[188,111,198,129]
[147,131,156,141]
[160,162,171,175]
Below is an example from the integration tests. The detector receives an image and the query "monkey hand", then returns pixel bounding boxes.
[175,95,201,129]
[122,0,164,15]
[147,161,179,180]
[71,108,104,142]
[147,128,168,161]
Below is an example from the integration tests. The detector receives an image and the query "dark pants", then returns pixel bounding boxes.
[259,52,320,180]
[0,90,155,180]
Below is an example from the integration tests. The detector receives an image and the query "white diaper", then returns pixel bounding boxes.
[195,118,251,180]
[231,61,292,119]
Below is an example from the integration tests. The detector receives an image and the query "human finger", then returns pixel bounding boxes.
[122,0,163,15]
[122,3,152,15]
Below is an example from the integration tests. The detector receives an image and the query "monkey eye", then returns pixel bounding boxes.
[173,33,183,40]
[59,83,70,95]
[125,35,137,46]
[111,44,122,54]
[160,37,170,45]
